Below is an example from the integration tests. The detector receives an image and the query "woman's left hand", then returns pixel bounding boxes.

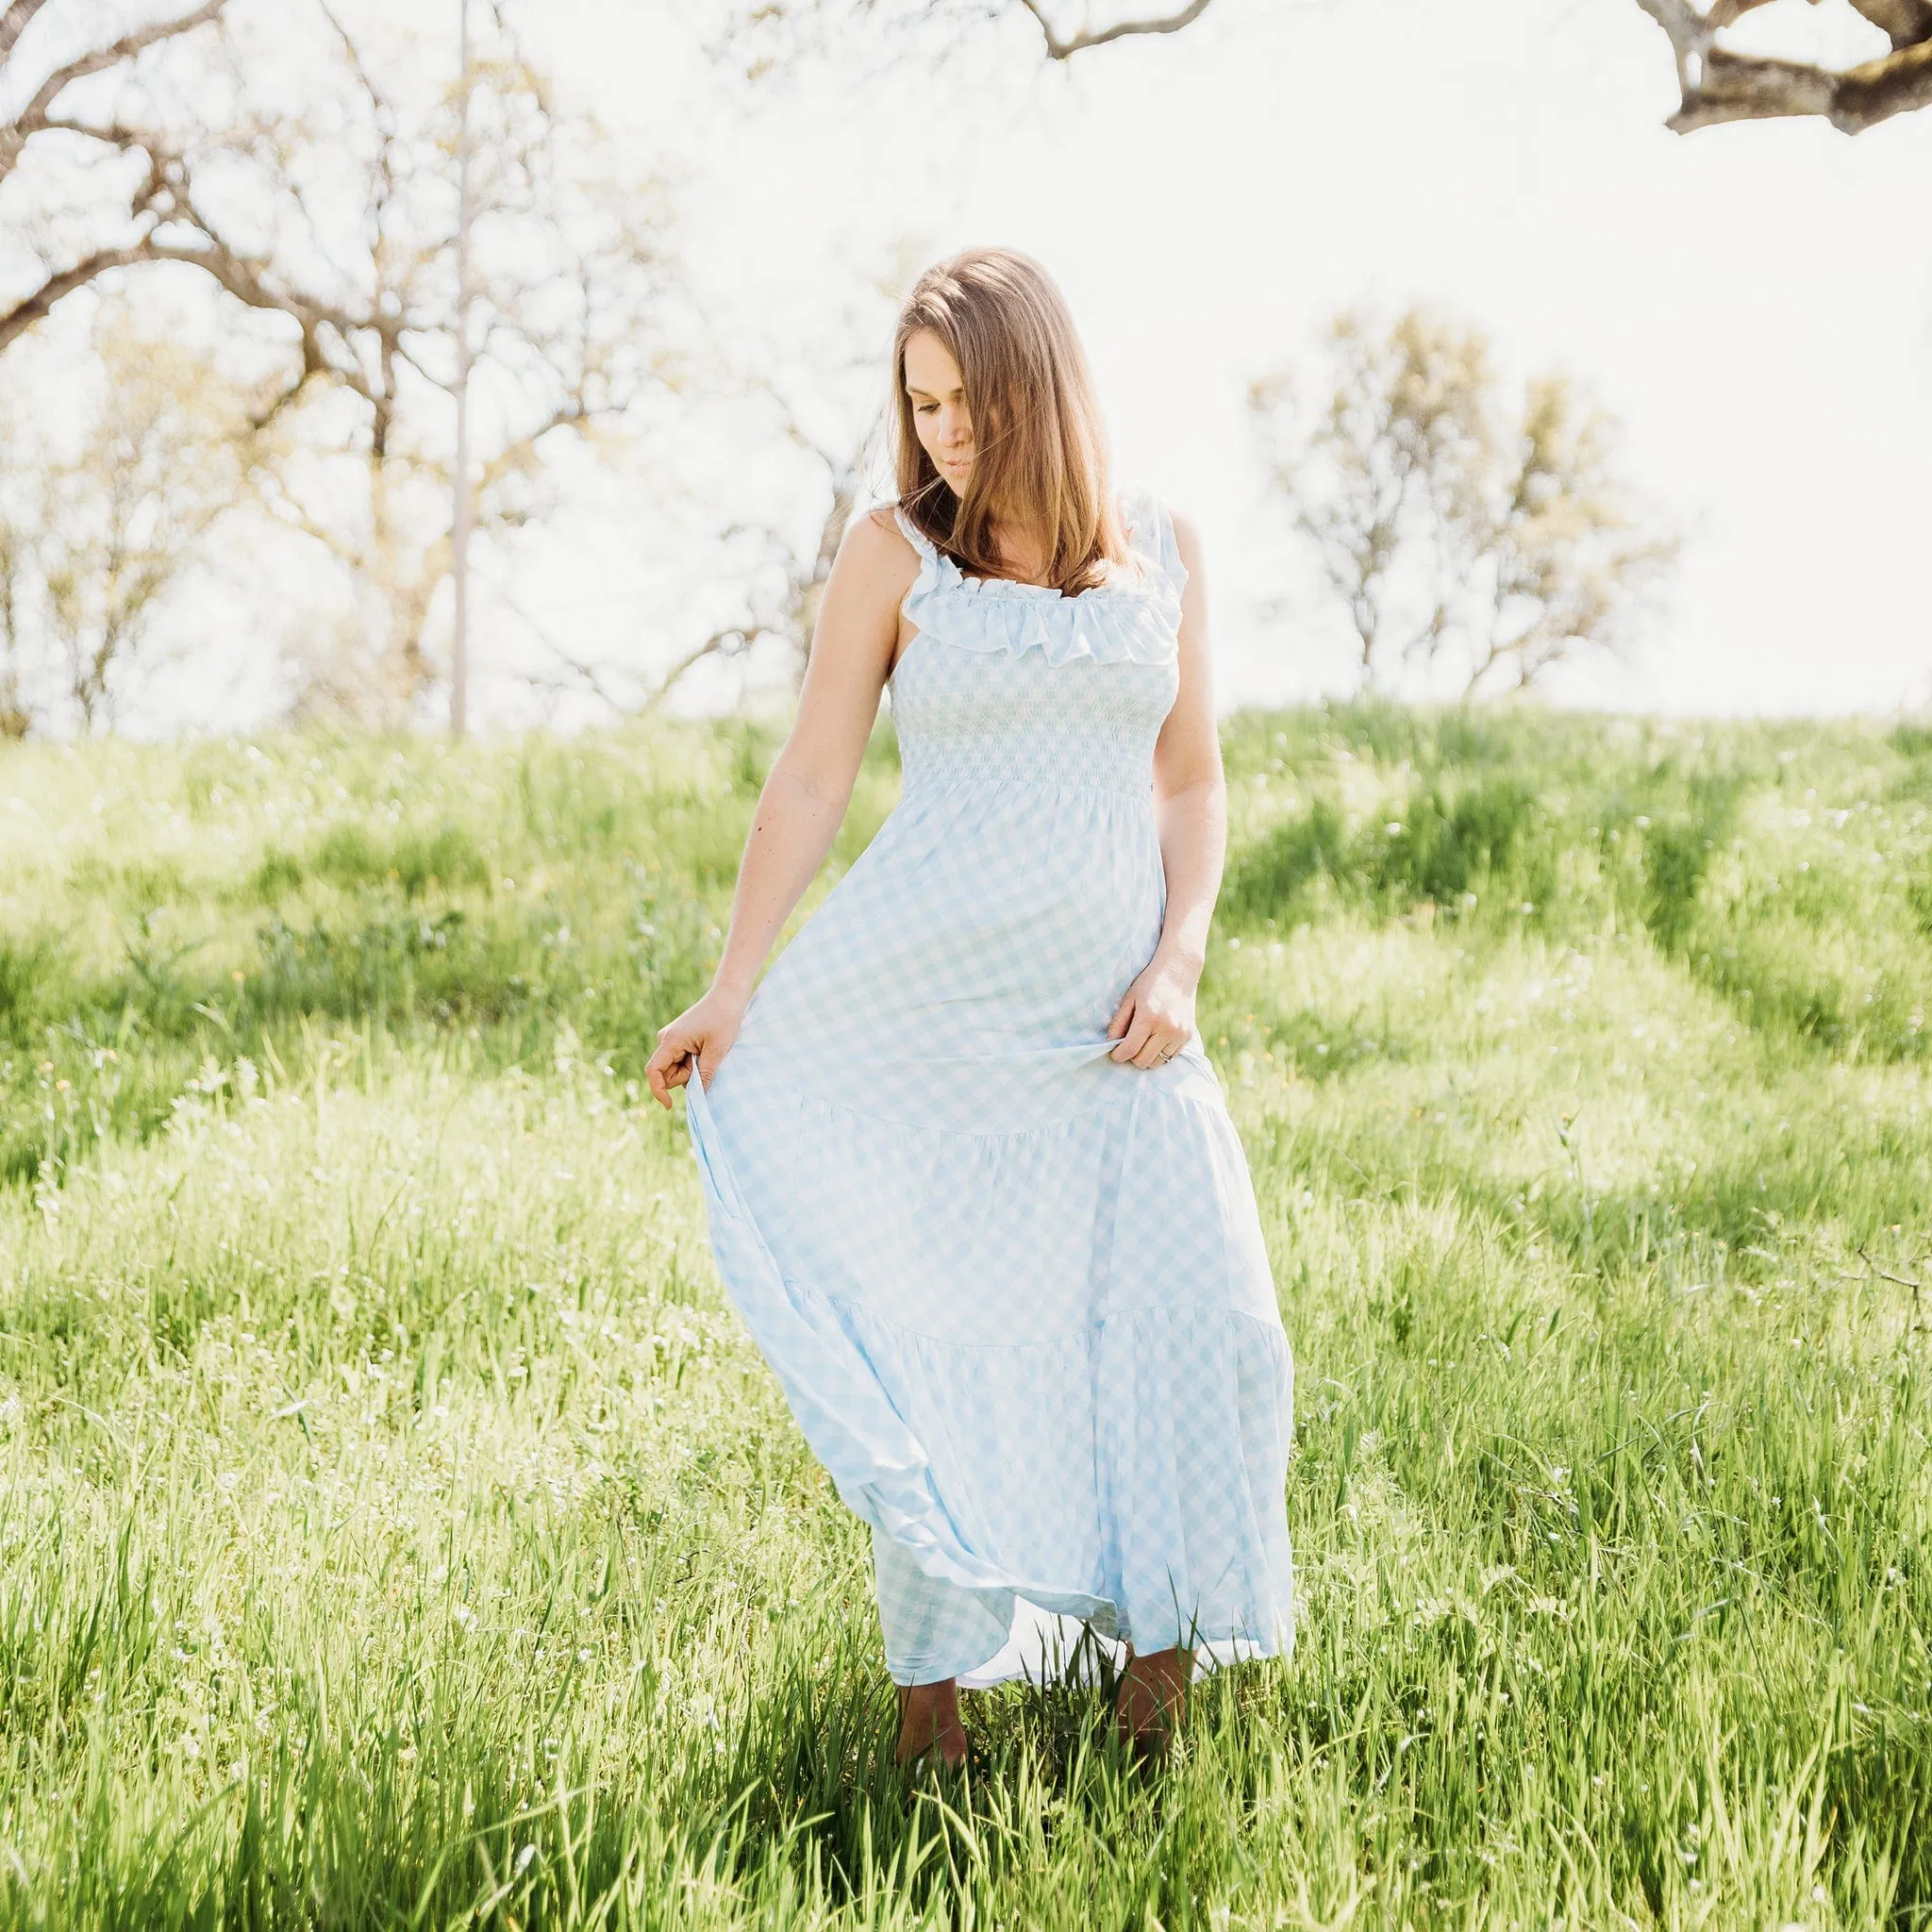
[1106,950,1199,1069]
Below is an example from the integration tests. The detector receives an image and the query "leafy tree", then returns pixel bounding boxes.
[0,302,253,733]
[229,8,679,725]
[1249,304,1679,701]
[2,1,681,728]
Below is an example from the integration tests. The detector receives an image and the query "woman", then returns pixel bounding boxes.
[645,246,1294,1767]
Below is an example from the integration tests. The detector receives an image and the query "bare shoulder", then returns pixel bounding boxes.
[1165,506,1204,567]
[814,504,921,639]
[843,504,922,576]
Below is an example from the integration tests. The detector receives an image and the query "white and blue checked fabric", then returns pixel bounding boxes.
[681,484,1296,1688]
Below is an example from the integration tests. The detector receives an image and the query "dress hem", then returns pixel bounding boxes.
[896,1602,1297,1691]
[682,1063,1296,1648]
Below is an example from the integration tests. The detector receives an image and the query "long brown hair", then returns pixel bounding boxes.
[891,247,1128,596]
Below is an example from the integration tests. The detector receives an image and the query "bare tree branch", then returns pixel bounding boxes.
[482,570,645,715]
[712,0,1230,74]
[1848,0,1932,47]
[0,227,384,406]
[16,0,224,125]
[6,6,679,730]
[0,244,150,351]
[1633,0,1932,133]
[1013,0,1219,59]
[0,4,250,355]
[638,625,764,714]
[0,1,225,184]
[0,0,54,67]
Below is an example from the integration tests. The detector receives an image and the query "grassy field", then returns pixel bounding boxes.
[1,702,1929,1928]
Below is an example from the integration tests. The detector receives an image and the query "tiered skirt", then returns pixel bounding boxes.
[683,1027,1295,1686]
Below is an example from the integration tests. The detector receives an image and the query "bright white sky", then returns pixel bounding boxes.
[533,0,1932,721]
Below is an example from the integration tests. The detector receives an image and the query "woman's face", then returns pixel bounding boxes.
[903,328,975,495]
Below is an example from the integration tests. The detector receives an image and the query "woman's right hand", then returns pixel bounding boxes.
[645,987,747,1108]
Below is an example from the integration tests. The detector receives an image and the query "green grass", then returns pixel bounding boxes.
[1,701,1928,1927]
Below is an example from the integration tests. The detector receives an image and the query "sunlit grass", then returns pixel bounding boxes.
[0,702,1928,1926]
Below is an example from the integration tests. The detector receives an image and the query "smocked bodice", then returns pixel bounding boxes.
[888,485,1186,799]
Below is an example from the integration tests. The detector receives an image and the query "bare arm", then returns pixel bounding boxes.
[646,508,917,1099]
[1106,508,1225,1067]
[1147,510,1224,978]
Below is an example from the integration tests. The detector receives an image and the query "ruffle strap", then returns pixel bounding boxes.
[893,485,1183,669]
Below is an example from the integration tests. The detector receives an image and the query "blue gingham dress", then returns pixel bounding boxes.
[682,485,1295,1688]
